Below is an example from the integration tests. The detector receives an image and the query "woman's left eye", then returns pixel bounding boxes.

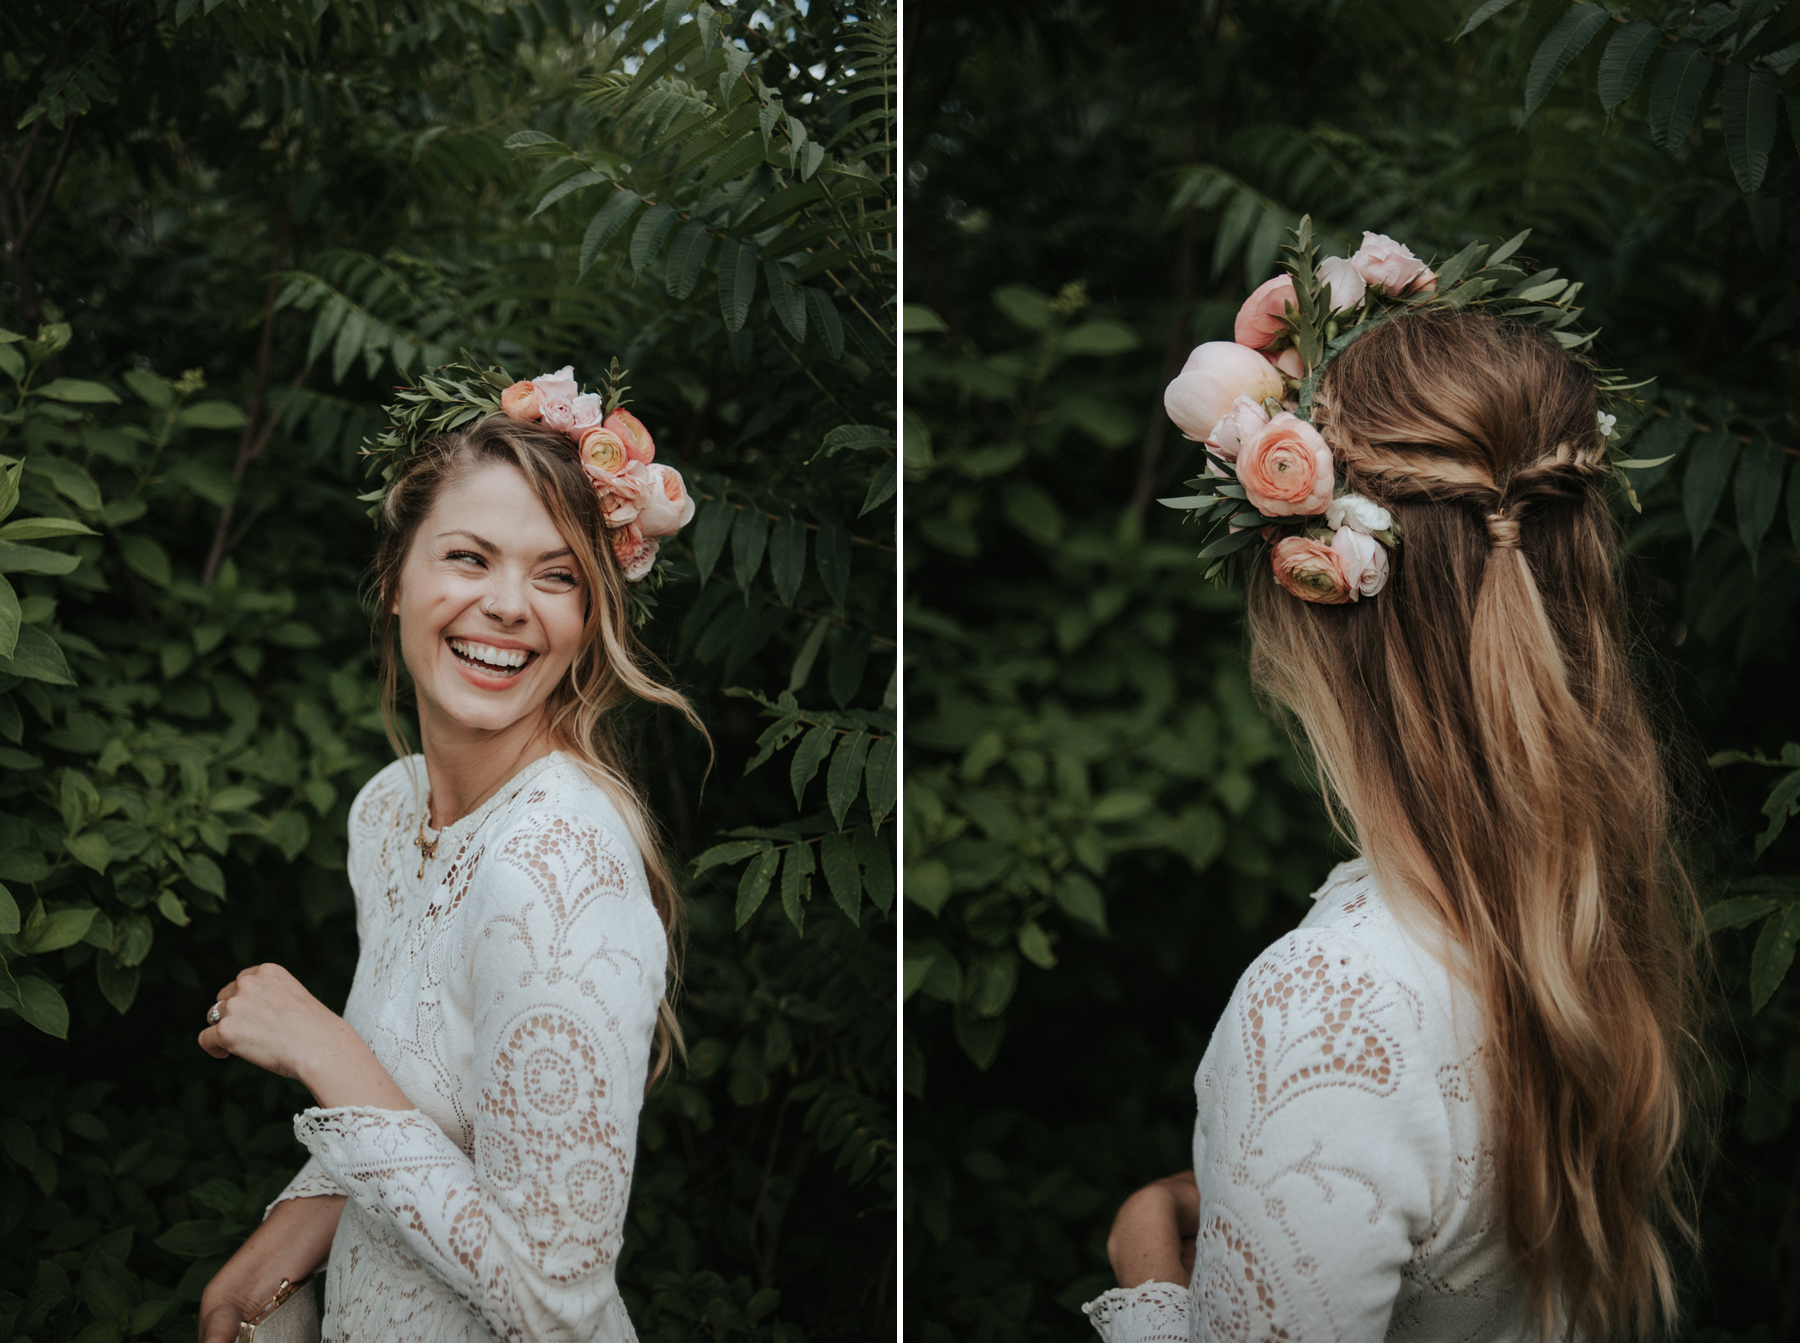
[541,570,579,588]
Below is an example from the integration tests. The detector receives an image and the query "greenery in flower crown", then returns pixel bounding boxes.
[1162,215,1675,583]
[356,356,634,512]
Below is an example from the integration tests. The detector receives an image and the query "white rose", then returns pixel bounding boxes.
[1324,493,1392,536]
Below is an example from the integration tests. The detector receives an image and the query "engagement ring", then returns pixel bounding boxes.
[207,1002,222,1025]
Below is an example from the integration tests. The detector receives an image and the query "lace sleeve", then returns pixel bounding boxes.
[262,1155,348,1220]
[1192,929,1451,1340]
[1082,1282,1191,1342]
[292,813,663,1342]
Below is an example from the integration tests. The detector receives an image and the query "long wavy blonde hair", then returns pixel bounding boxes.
[369,415,708,1079]
[1245,310,1708,1340]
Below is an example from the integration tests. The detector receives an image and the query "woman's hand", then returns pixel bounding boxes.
[198,963,416,1112]
[1106,1170,1199,1289]
[197,964,346,1083]
[196,1192,345,1343]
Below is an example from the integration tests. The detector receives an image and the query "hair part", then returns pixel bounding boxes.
[1247,310,1709,1340]
[368,414,709,1082]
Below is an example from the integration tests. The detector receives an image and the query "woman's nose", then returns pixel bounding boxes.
[483,575,530,623]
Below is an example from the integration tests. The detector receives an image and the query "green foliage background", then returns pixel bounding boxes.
[0,2,894,1341]
[905,1,1800,1338]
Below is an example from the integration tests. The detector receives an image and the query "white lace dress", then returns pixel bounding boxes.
[1083,858,1539,1342]
[266,752,665,1343]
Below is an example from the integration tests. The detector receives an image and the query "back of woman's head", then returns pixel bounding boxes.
[1246,310,1704,1340]
[370,414,704,1078]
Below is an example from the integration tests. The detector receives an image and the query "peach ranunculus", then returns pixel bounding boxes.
[1165,342,1285,442]
[500,381,542,421]
[604,407,656,465]
[1350,232,1430,294]
[579,424,630,474]
[1315,256,1366,312]
[569,392,605,433]
[1331,525,1390,597]
[636,464,695,538]
[1234,275,1298,350]
[1206,395,1270,463]
[611,522,659,581]
[531,366,578,404]
[1271,535,1356,604]
[1237,412,1334,517]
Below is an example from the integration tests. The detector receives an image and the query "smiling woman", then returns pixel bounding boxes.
[189,410,706,1343]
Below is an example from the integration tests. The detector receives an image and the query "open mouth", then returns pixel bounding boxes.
[447,636,537,679]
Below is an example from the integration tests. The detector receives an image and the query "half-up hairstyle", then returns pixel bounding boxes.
[368,414,709,1081]
[1246,310,1706,1340]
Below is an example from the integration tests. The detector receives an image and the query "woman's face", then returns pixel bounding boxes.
[393,461,589,740]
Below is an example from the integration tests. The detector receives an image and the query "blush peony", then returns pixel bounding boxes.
[1233,275,1297,350]
[604,407,656,465]
[531,366,578,405]
[1271,536,1355,605]
[1236,413,1334,517]
[569,392,605,433]
[1315,256,1366,312]
[583,460,646,528]
[1165,342,1285,442]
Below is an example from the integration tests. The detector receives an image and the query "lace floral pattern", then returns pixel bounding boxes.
[1082,860,1534,1342]
[268,754,664,1343]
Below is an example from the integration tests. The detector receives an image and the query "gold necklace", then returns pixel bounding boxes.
[413,746,549,880]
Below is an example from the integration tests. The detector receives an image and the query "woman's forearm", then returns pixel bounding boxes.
[199,1194,346,1342]
[298,1016,416,1111]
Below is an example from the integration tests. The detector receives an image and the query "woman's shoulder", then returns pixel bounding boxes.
[476,753,652,895]
[349,755,423,842]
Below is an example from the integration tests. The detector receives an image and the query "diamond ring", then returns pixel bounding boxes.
[207,1002,222,1026]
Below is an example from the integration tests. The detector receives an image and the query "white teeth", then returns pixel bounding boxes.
[448,638,531,670]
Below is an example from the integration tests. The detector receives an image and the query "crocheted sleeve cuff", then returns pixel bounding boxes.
[1081,1281,1190,1343]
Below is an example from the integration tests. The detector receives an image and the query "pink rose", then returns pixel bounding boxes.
[540,398,576,434]
[1271,535,1356,605]
[1350,232,1429,294]
[636,464,695,538]
[500,381,541,421]
[1331,525,1389,597]
[604,407,656,465]
[1269,347,1306,381]
[584,460,648,528]
[1237,412,1334,517]
[531,365,578,404]
[1315,256,1366,312]
[1234,275,1297,350]
[1206,395,1270,463]
[569,392,604,433]
[579,424,629,474]
[1164,342,1285,442]
[611,522,659,582]
[1412,267,1437,297]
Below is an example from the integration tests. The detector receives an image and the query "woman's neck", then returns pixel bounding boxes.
[416,708,556,828]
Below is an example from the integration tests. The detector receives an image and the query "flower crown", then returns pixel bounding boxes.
[359,357,694,597]
[1158,217,1639,604]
